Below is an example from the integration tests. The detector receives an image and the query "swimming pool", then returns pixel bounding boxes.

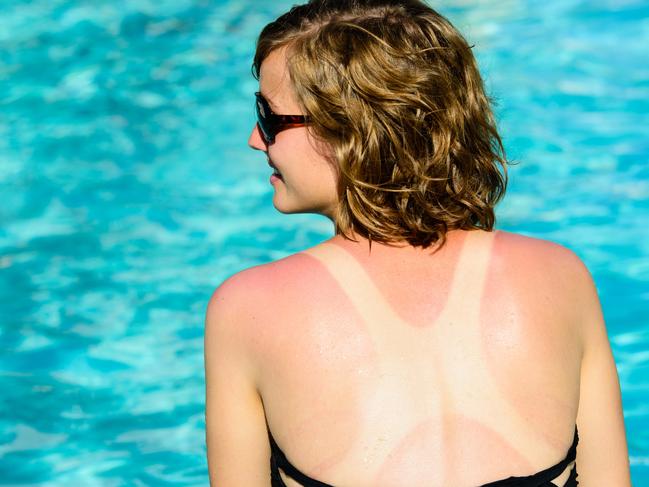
[0,0,647,485]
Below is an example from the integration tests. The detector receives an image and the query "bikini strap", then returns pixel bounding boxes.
[480,427,579,487]
[269,430,335,487]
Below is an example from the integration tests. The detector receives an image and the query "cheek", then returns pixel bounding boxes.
[300,141,339,194]
[314,164,339,197]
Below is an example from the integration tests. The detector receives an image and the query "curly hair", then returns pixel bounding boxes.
[253,0,508,249]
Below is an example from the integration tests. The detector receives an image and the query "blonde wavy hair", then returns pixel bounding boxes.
[253,0,508,249]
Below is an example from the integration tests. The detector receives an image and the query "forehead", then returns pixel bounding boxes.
[259,48,288,85]
[259,47,300,112]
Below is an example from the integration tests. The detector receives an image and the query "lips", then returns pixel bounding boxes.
[268,159,283,178]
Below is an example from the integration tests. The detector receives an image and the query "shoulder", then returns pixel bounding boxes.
[205,249,328,330]
[491,231,597,325]
[492,229,579,258]
[492,230,592,282]
[209,250,323,296]
[492,230,599,336]
[204,249,335,383]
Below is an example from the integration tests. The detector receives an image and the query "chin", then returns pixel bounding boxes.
[271,200,326,217]
[271,198,303,214]
[273,204,310,215]
[272,191,337,217]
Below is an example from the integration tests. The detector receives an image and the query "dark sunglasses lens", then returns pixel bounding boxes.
[255,95,274,143]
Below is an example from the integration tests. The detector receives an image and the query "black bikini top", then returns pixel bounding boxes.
[269,426,579,487]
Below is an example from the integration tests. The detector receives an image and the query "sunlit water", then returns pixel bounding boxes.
[0,0,647,485]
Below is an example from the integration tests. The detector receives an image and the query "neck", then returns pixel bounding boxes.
[330,228,473,257]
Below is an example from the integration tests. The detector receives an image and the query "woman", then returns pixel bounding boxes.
[204,1,631,485]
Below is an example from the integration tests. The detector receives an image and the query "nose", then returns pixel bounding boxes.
[248,123,267,151]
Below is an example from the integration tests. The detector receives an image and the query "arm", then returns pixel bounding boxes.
[574,260,631,486]
[204,274,271,486]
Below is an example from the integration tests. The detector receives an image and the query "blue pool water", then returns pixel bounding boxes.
[0,0,647,485]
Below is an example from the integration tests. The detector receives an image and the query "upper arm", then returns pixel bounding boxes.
[204,273,271,486]
[573,258,631,486]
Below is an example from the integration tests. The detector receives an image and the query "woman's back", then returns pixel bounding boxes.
[244,229,582,486]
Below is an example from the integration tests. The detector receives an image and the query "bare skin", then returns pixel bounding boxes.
[248,229,580,486]
[206,228,630,486]
[204,46,631,486]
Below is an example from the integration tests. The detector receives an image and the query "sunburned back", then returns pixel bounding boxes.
[247,229,583,486]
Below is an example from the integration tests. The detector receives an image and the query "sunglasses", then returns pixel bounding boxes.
[255,92,309,144]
